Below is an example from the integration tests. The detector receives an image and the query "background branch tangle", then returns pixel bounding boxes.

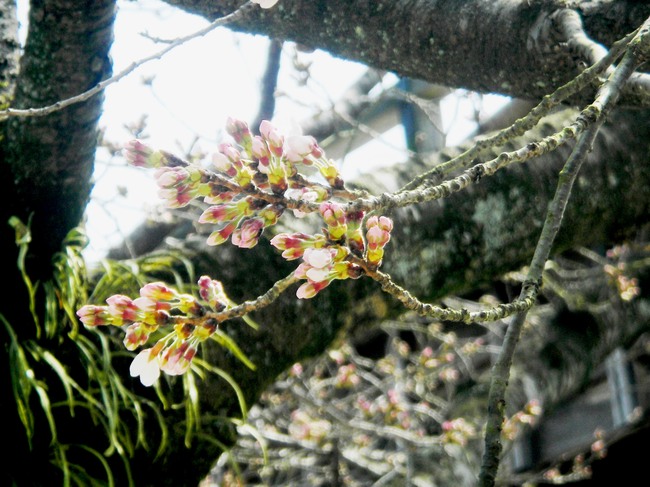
[68,3,650,486]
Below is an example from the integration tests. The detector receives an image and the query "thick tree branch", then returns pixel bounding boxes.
[165,0,650,107]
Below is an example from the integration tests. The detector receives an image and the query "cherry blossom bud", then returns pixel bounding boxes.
[259,120,284,156]
[157,186,194,208]
[270,232,326,260]
[365,215,393,265]
[232,218,265,248]
[212,151,235,175]
[160,340,196,376]
[251,136,269,162]
[207,222,237,246]
[123,322,156,351]
[226,117,252,147]
[140,282,177,301]
[296,280,330,299]
[219,143,243,165]
[124,139,166,168]
[284,134,319,163]
[155,167,185,188]
[198,276,229,311]
[76,305,111,327]
[320,202,347,240]
[198,197,255,224]
[106,294,139,325]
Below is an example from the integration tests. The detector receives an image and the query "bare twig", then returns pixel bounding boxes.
[478,17,650,487]
[398,24,639,193]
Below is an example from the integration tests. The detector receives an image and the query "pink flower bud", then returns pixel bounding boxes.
[140,282,177,301]
[198,276,228,311]
[106,294,139,324]
[285,135,319,163]
[296,280,330,299]
[76,305,111,327]
[123,322,155,351]
[232,218,265,248]
[251,136,269,161]
[198,204,234,224]
[259,120,284,155]
[219,143,242,164]
[160,340,196,376]
[319,202,347,240]
[207,222,237,246]
[226,117,252,145]
[124,139,166,168]
[270,232,327,260]
[212,151,234,174]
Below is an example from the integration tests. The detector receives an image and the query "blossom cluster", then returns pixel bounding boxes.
[441,417,477,446]
[501,399,542,441]
[125,119,394,300]
[76,277,228,386]
[124,118,343,250]
[80,118,398,384]
[270,203,393,298]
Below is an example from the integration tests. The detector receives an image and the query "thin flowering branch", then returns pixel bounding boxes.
[77,272,299,386]
[398,26,640,193]
[347,101,611,214]
[0,2,256,122]
[358,261,539,324]
[479,20,649,486]
[216,272,299,322]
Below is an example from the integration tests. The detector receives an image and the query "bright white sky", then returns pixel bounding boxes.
[19,0,509,265]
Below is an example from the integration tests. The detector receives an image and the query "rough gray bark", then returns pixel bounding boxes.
[1,0,114,283]
[0,0,19,99]
[166,0,650,107]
